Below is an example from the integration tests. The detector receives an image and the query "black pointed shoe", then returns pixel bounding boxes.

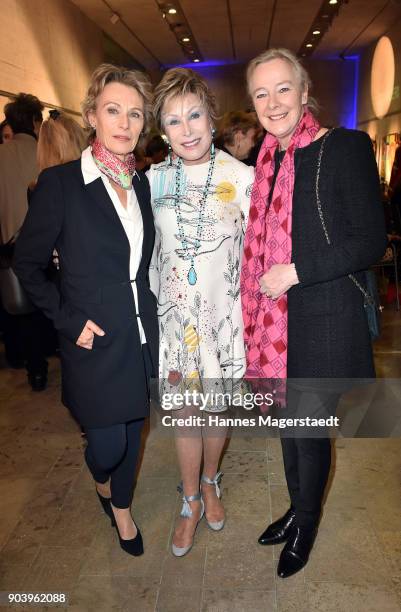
[110,503,144,556]
[115,523,144,556]
[277,525,317,578]
[258,507,296,545]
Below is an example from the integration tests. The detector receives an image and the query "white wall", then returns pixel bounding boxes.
[0,0,105,118]
[357,23,401,180]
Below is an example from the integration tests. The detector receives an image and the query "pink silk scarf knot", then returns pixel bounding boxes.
[240,109,321,380]
[91,138,136,190]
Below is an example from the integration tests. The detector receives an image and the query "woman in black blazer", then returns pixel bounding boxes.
[14,64,158,556]
[242,49,387,578]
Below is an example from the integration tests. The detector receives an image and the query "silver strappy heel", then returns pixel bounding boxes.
[171,486,205,557]
[201,471,225,531]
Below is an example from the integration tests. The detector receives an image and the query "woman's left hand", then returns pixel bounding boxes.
[259,264,299,299]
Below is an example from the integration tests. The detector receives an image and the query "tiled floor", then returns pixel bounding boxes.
[0,310,400,612]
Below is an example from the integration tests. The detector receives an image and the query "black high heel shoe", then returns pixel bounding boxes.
[111,506,144,557]
[277,525,317,578]
[96,491,116,527]
[258,507,296,545]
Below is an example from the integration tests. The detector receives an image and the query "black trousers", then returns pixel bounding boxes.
[1,308,53,375]
[84,345,152,508]
[279,386,340,528]
[85,418,144,508]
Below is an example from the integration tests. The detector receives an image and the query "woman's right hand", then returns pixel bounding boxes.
[76,320,105,350]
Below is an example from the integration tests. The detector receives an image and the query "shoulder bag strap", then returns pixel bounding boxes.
[315,129,375,306]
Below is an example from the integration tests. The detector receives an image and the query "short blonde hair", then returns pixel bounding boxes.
[153,68,218,130]
[247,48,318,113]
[37,112,88,172]
[81,63,153,138]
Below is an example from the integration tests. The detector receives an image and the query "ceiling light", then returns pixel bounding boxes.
[329,0,338,4]
[313,30,321,35]
[193,58,200,63]
[182,37,190,42]
[168,7,177,14]
[306,43,313,48]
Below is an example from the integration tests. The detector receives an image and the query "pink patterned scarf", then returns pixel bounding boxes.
[91,138,136,189]
[241,109,320,380]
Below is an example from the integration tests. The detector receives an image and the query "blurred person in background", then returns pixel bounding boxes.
[133,145,149,171]
[216,110,258,163]
[0,93,45,387]
[134,135,168,174]
[389,143,401,220]
[0,119,14,144]
[244,110,265,166]
[36,110,88,174]
[145,134,168,165]
[0,94,43,247]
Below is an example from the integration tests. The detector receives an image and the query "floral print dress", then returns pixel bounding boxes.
[148,149,254,409]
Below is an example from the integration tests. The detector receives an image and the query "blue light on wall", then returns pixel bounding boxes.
[342,54,359,129]
[166,59,236,69]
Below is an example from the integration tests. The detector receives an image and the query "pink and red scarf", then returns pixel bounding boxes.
[91,138,136,189]
[241,110,320,380]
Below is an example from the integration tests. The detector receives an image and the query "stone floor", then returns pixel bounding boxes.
[0,310,400,612]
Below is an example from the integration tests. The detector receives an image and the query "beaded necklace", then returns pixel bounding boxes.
[174,149,216,285]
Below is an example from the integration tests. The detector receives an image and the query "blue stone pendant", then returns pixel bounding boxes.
[188,266,197,285]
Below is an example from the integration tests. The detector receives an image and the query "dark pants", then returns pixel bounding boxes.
[279,386,340,528]
[84,345,152,508]
[85,418,144,508]
[2,309,52,375]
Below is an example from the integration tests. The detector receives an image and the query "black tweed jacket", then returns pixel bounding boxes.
[288,128,387,379]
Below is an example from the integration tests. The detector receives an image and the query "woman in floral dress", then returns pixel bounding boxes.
[148,68,253,557]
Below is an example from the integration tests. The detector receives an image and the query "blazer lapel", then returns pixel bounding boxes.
[133,173,154,270]
[83,177,131,257]
[83,177,123,228]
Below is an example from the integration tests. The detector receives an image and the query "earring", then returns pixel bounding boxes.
[211,127,216,156]
[167,141,173,166]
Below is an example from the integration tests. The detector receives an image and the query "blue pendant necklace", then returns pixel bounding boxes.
[174,148,216,286]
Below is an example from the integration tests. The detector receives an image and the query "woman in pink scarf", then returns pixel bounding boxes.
[241,49,386,578]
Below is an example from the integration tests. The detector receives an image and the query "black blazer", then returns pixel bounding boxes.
[13,159,158,428]
[287,128,387,379]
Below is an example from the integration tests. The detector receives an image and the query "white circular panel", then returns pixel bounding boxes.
[371,36,395,119]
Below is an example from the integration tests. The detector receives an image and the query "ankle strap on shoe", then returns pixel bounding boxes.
[201,471,223,498]
[180,492,202,518]
[177,482,202,518]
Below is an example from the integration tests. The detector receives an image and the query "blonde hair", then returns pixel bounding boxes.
[37,113,88,172]
[81,63,153,139]
[217,111,258,147]
[247,48,318,113]
[153,68,218,130]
